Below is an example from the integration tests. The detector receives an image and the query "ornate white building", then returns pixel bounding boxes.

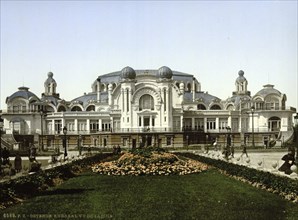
[1,66,296,150]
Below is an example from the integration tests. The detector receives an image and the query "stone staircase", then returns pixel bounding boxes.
[1,134,17,150]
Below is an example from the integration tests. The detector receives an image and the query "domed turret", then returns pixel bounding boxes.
[44,72,56,86]
[121,66,136,80]
[44,72,57,96]
[236,70,246,83]
[158,66,173,79]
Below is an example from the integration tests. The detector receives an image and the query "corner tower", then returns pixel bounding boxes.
[43,72,59,98]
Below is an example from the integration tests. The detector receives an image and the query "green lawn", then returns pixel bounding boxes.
[1,169,297,220]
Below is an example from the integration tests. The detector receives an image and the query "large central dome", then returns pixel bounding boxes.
[121,66,136,80]
[158,66,173,79]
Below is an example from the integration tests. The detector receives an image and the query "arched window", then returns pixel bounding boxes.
[58,106,66,112]
[86,105,95,111]
[45,105,54,112]
[139,94,154,111]
[71,106,82,111]
[187,83,191,92]
[100,84,105,91]
[226,104,234,110]
[197,104,206,110]
[210,104,221,110]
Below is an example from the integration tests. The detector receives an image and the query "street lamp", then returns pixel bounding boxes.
[251,106,255,148]
[40,110,47,151]
[0,116,4,169]
[186,135,189,151]
[78,134,82,155]
[294,113,298,164]
[63,126,68,160]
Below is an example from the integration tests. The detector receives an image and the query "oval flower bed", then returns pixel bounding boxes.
[92,152,208,176]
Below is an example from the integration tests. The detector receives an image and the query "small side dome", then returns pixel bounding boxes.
[255,84,281,98]
[236,70,246,83]
[158,66,173,79]
[121,66,136,80]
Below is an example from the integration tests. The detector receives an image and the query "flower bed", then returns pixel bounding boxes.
[92,151,208,176]
[176,152,298,203]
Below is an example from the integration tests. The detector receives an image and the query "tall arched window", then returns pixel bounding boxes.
[187,83,191,92]
[139,94,154,111]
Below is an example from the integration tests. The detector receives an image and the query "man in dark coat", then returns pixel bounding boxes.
[2,147,10,165]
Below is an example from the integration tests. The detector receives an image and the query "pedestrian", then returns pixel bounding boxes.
[213,139,218,151]
[240,145,248,158]
[14,153,22,173]
[231,145,234,158]
[278,149,295,175]
[2,147,10,165]
[227,134,232,147]
[117,145,121,154]
[113,145,117,154]
[29,145,36,161]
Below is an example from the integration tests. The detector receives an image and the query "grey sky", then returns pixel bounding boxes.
[1,1,297,109]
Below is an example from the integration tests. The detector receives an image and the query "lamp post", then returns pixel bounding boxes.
[40,110,47,151]
[294,113,298,164]
[0,116,4,170]
[251,106,255,148]
[186,135,189,151]
[63,126,67,160]
[78,134,82,156]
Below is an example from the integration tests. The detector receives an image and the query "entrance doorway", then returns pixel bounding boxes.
[141,135,152,147]
[132,139,136,149]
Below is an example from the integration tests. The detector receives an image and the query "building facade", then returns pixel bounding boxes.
[1,66,296,150]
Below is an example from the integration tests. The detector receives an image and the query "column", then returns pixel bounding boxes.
[62,119,65,130]
[180,115,183,131]
[215,117,219,132]
[128,89,131,112]
[166,88,170,128]
[228,116,232,129]
[97,81,101,102]
[52,119,55,134]
[74,119,78,134]
[204,117,207,132]
[124,89,128,113]
[192,78,195,102]
[122,89,124,112]
[98,119,102,131]
[86,119,90,133]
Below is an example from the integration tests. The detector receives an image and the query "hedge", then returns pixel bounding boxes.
[176,152,298,202]
[0,153,114,209]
